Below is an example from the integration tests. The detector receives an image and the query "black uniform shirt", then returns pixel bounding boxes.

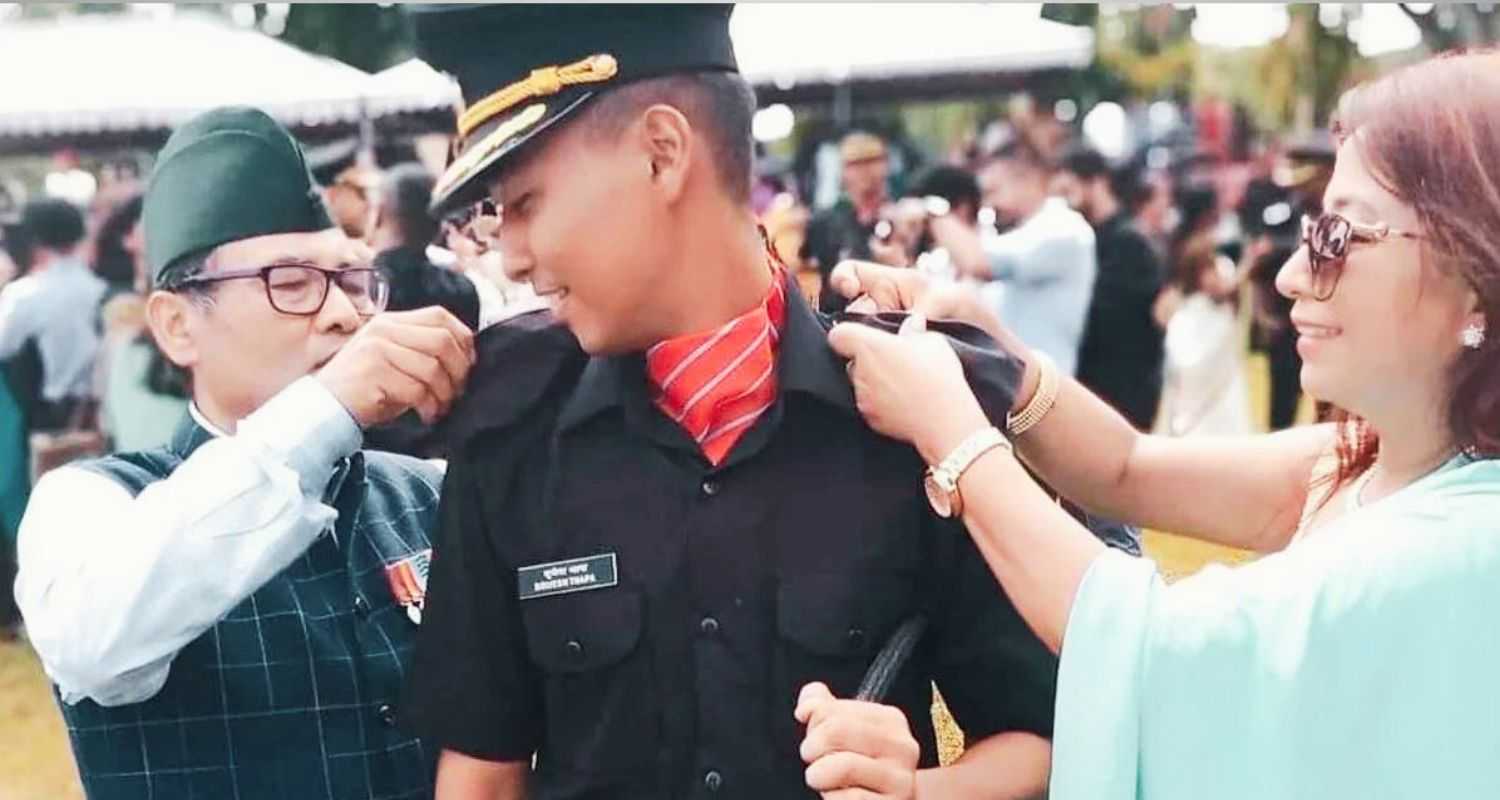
[403,283,1057,800]
[1075,212,1167,431]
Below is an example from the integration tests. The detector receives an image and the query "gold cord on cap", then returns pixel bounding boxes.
[457,53,619,142]
[434,102,549,203]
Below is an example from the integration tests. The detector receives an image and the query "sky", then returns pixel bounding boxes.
[1187,3,1423,56]
[0,3,1433,61]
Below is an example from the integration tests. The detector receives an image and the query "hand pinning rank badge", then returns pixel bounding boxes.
[385,549,432,624]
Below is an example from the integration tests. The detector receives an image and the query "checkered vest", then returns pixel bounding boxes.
[58,419,440,800]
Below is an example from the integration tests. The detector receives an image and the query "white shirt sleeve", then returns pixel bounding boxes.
[985,226,1091,286]
[464,269,509,331]
[0,279,33,361]
[14,376,362,707]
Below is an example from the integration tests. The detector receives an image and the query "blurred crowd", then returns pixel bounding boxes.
[758,110,1336,441]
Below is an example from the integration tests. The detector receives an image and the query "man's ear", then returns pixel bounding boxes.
[145,290,202,370]
[638,104,694,203]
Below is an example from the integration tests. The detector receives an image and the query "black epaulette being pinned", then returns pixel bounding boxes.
[434,310,589,450]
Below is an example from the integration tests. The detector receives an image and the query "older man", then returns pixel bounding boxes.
[15,106,473,800]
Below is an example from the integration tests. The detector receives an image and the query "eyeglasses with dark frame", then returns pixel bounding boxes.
[1300,211,1423,301]
[170,263,390,317]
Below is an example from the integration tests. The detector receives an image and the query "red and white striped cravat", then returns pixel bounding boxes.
[646,272,788,466]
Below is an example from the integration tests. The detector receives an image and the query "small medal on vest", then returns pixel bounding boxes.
[384,549,432,624]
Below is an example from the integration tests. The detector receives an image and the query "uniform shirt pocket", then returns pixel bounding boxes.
[520,587,658,774]
[772,570,917,752]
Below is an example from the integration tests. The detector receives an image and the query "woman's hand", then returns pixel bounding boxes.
[796,682,919,800]
[828,313,991,465]
[830,260,1008,344]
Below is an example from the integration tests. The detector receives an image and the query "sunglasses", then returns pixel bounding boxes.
[442,198,502,253]
[1300,211,1422,300]
[171,263,390,317]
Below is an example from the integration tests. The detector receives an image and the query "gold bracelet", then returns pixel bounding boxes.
[1006,352,1058,437]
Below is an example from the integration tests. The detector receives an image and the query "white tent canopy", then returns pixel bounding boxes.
[0,6,1091,147]
[357,5,1092,114]
[732,4,1093,92]
[368,58,462,120]
[0,13,453,142]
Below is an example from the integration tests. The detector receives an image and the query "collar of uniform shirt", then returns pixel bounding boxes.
[555,271,858,433]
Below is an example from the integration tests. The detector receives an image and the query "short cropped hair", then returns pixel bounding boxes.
[578,71,758,204]
[988,137,1053,175]
[20,198,86,251]
[383,163,440,247]
[1061,145,1146,206]
[908,165,980,211]
[155,247,220,311]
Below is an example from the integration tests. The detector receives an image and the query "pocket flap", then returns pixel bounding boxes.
[522,587,643,674]
[777,571,914,658]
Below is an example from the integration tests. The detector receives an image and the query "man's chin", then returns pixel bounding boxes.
[575,333,626,357]
[569,324,642,357]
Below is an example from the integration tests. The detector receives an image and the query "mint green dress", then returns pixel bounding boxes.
[1052,455,1500,799]
[0,376,27,541]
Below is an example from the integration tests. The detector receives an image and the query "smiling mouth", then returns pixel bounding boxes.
[1294,322,1341,339]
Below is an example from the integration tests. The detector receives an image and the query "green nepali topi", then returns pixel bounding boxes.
[143,106,333,283]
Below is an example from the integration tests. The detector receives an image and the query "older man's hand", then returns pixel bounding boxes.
[317,306,476,428]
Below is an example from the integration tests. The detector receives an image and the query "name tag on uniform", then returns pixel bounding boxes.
[517,553,618,601]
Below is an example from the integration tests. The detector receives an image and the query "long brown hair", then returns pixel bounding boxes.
[1320,49,1500,497]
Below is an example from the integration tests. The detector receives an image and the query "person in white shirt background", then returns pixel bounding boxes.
[0,198,107,430]
[920,138,1098,377]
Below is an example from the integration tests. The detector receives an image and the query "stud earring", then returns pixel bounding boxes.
[1462,323,1486,350]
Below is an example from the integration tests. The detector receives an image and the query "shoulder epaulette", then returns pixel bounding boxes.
[435,309,588,449]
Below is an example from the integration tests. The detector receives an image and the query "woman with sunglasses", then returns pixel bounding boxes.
[795,51,1500,799]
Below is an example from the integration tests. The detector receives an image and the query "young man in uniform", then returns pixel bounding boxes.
[403,6,1057,799]
[15,107,474,800]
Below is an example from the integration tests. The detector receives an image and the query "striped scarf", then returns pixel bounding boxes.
[646,272,787,465]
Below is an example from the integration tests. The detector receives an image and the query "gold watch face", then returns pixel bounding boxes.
[924,473,954,518]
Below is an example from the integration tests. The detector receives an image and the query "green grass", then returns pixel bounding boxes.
[0,636,83,800]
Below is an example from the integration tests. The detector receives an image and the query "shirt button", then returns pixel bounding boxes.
[703,769,723,792]
[699,616,720,637]
[700,479,720,497]
[846,627,868,651]
[353,595,369,617]
[564,639,585,661]
[377,703,397,727]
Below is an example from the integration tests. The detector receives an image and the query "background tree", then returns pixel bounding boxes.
[1399,3,1500,51]
[274,4,411,74]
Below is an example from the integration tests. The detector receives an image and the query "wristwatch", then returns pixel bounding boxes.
[923,427,1012,518]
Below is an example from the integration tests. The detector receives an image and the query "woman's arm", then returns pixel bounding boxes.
[1012,373,1330,553]
[828,316,1105,651]
[829,260,1330,553]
